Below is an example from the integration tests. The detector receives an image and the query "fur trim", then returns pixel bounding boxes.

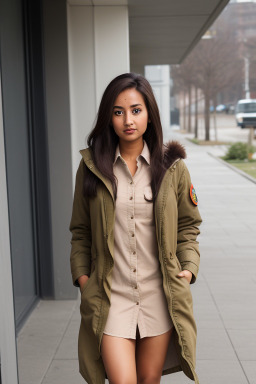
[163,140,186,168]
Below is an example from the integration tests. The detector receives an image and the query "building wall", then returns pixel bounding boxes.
[0,67,19,384]
[67,3,130,182]
[0,0,40,326]
[67,5,97,181]
[43,0,76,299]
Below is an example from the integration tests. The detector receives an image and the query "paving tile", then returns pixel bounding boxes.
[233,236,256,247]
[55,319,80,359]
[161,361,248,384]
[241,361,256,384]
[41,360,85,384]
[18,358,50,384]
[17,302,75,358]
[70,296,82,321]
[194,317,224,330]
[192,287,224,329]
[200,255,256,269]
[228,330,256,360]
[161,371,191,383]
[196,328,237,360]
[193,302,224,330]
[223,318,256,330]
[196,359,248,384]
[17,300,78,384]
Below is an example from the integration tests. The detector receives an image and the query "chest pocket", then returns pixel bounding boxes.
[134,185,153,220]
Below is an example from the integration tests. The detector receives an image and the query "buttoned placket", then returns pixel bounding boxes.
[120,156,141,308]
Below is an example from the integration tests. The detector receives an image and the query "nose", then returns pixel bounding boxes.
[124,111,133,126]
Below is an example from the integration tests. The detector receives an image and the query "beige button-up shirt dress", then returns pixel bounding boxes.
[103,141,173,339]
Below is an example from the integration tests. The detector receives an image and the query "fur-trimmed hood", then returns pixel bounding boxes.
[163,140,187,169]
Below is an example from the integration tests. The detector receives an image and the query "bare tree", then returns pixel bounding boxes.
[171,58,199,133]
[172,13,243,141]
[191,19,242,140]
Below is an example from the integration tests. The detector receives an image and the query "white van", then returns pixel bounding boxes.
[235,99,256,128]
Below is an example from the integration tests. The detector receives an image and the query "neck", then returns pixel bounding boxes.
[119,139,144,161]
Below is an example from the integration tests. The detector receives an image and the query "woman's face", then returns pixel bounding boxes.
[112,88,149,145]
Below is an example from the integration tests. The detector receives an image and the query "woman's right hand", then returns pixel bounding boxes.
[78,275,89,292]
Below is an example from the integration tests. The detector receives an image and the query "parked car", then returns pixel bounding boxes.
[235,99,256,128]
[216,104,226,113]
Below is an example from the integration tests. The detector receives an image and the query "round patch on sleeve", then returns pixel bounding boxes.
[190,184,198,206]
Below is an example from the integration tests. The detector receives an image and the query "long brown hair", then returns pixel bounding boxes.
[84,72,166,201]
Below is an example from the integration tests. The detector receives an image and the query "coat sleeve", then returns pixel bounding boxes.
[69,159,92,287]
[176,161,202,284]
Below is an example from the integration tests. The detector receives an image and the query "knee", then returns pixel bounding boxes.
[137,372,161,384]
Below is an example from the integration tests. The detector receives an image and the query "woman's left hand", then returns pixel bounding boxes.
[177,270,192,284]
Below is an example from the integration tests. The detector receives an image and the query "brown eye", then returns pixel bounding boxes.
[114,110,123,116]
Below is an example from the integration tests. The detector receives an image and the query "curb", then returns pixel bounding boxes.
[207,152,256,185]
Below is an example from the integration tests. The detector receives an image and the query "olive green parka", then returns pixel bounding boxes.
[69,141,202,384]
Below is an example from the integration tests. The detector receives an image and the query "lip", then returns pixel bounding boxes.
[124,128,136,134]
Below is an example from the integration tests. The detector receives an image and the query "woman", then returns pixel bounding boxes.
[69,73,202,384]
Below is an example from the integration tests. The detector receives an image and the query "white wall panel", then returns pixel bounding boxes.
[67,4,129,186]
[94,6,130,107]
[67,5,96,183]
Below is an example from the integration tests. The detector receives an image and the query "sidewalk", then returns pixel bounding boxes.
[17,131,256,384]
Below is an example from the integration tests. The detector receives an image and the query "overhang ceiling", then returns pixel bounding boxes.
[128,0,230,69]
[68,0,230,68]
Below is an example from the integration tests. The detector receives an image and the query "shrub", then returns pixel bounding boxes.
[248,145,256,154]
[224,142,248,160]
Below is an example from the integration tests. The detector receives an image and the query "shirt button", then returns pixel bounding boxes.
[131,233,135,237]
[136,302,139,305]
[134,285,138,289]
[131,216,134,219]
[133,268,136,272]
[130,181,133,184]
[129,196,133,200]
[133,251,136,255]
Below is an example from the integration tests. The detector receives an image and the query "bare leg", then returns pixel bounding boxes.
[101,334,137,384]
[136,327,173,384]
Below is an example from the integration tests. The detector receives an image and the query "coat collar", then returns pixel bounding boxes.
[113,140,150,165]
[79,147,115,201]
[79,140,186,201]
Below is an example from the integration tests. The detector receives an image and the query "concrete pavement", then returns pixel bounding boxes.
[163,130,256,383]
[17,130,256,384]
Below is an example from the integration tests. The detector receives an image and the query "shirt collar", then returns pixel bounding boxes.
[113,140,150,165]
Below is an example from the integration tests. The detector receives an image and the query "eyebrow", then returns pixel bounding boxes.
[113,104,142,109]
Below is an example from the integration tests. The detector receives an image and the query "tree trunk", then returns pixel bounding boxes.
[183,91,186,131]
[188,84,191,133]
[204,92,210,141]
[194,87,198,139]
[213,95,218,141]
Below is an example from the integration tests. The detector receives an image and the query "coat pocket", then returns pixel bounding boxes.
[80,258,96,297]
[174,254,190,287]
[80,278,90,296]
